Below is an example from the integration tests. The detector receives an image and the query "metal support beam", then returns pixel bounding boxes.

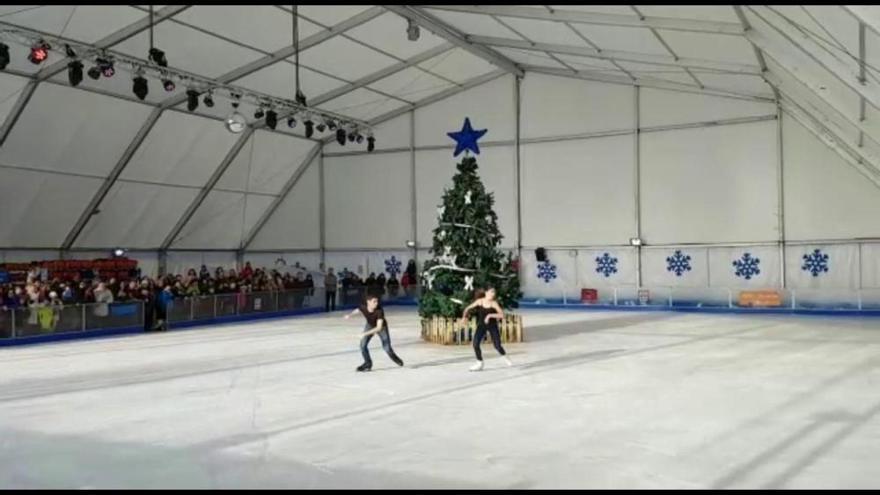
[842,6,880,40]
[382,5,523,77]
[319,145,326,267]
[466,35,762,75]
[321,69,508,144]
[310,43,455,107]
[409,110,417,265]
[161,127,255,250]
[61,107,164,250]
[761,59,880,148]
[514,75,522,253]
[733,6,769,72]
[776,102,786,288]
[634,85,642,288]
[156,6,386,110]
[0,80,36,147]
[241,143,323,250]
[523,65,775,102]
[422,5,745,35]
[780,96,880,190]
[747,6,880,110]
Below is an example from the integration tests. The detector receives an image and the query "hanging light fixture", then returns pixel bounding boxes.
[336,128,346,146]
[304,118,314,138]
[202,91,214,107]
[28,39,50,64]
[132,69,149,100]
[186,89,200,111]
[367,135,375,152]
[265,109,278,130]
[0,43,10,70]
[67,60,84,86]
[225,95,246,134]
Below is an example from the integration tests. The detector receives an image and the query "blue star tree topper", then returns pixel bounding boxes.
[447,117,488,157]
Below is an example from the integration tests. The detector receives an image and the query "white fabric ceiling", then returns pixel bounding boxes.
[0,5,877,249]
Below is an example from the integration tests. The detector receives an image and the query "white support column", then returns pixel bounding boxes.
[319,144,326,268]
[410,110,418,268]
[777,104,786,288]
[634,85,643,288]
[514,75,523,255]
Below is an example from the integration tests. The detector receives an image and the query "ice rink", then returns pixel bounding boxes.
[2,307,880,489]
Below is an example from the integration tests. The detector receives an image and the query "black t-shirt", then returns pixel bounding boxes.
[359,305,387,329]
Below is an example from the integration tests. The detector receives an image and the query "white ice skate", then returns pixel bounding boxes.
[469,360,484,372]
[502,355,514,367]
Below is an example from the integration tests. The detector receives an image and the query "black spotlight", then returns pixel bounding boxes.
[336,128,346,146]
[203,92,214,107]
[347,132,356,143]
[265,109,277,130]
[149,47,168,67]
[186,89,199,112]
[295,89,307,106]
[286,116,297,128]
[64,44,77,58]
[0,43,9,70]
[254,107,265,119]
[28,40,50,65]
[87,65,101,80]
[327,120,337,131]
[356,134,364,144]
[162,78,175,92]
[304,119,314,138]
[316,122,326,133]
[132,75,149,100]
[67,60,83,87]
[367,136,375,152]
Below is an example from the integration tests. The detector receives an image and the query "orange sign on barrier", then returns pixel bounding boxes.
[738,290,782,308]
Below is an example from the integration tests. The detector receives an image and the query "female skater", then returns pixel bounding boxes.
[460,287,513,371]
[345,294,404,372]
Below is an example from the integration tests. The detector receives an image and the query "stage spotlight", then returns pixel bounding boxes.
[407,19,420,41]
[316,122,326,133]
[347,131,356,142]
[97,58,114,78]
[265,109,277,130]
[28,40,50,64]
[0,43,9,70]
[254,107,265,119]
[304,119,314,138]
[113,248,127,258]
[186,89,199,112]
[203,92,214,107]
[356,134,364,144]
[336,128,346,146]
[162,78,175,92]
[327,120,337,131]
[295,89,307,106]
[367,136,375,152]
[286,116,297,128]
[67,60,83,87]
[132,74,149,100]
[149,47,168,67]
[64,44,76,58]
[87,65,101,80]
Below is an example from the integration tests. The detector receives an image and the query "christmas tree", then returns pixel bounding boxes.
[418,118,521,319]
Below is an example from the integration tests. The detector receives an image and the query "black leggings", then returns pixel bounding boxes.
[473,324,506,361]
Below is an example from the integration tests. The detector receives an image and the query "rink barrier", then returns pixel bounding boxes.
[420,314,523,345]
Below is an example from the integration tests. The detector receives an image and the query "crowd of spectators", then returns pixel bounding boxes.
[1,260,421,336]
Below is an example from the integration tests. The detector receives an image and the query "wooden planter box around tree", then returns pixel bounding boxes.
[420,314,524,345]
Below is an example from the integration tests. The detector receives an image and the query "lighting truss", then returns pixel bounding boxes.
[0,25,373,135]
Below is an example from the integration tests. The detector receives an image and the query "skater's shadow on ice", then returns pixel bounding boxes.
[408,355,479,369]
[524,313,677,343]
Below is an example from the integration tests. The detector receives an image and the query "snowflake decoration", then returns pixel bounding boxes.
[595,252,618,278]
[464,275,474,291]
[384,256,402,277]
[666,250,692,277]
[464,190,472,205]
[801,249,830,277]
[536,260,557,283]
[438,246,457,267]
[733,252,761,280]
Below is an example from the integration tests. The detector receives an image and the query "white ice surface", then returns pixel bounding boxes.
[2,307,880,488]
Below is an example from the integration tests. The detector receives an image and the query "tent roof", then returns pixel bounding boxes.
[0,5,877,249]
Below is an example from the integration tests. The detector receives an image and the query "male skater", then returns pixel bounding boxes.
[345,294,404,372]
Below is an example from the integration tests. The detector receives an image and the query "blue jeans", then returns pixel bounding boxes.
[360,324,400,366]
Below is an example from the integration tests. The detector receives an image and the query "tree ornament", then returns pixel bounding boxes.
[464,190,472,205]
[424,272,436,290]
[464,275,474,291]
[437,205,445,218]
[439,230,446,240]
